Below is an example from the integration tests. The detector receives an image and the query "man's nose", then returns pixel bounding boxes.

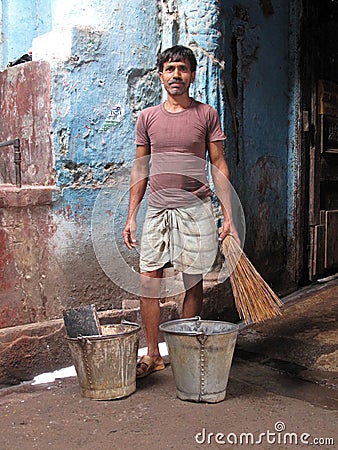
[173,67,181,77]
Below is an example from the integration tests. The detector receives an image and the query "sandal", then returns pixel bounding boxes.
[136,355,165,379]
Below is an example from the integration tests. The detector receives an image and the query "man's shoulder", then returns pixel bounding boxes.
[192,100,220,120]
[139,103,162,118]
[193,100,217,113]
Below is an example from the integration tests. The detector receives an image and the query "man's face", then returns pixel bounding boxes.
[159,59,196,96]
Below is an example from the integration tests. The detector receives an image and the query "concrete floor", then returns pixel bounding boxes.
[237,278,338,389]
[0,280,337,450]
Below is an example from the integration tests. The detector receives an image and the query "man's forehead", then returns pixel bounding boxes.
[164,59,191,68]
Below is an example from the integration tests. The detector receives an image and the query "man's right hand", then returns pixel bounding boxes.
[122,219,137,249]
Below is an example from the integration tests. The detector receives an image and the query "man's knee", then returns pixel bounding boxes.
[182,273,202,291]
[140,270,163,298]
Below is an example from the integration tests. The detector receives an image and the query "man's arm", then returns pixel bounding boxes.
[123,144,150,249]
[208,140,239,243]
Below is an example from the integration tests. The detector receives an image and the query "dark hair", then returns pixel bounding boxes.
[157,45,197,73]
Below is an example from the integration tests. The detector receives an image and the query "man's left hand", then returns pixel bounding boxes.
[218,221,240,246]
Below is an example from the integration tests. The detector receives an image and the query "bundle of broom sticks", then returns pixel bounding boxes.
[222,234,283,323]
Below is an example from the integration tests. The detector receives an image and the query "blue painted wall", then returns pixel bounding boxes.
[222,0,295,285]
[47,1,161,189]
[0,0,52,67]
[45,0,163,307]
[0,0,301,313]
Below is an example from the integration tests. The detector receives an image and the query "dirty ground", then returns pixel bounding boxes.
[0,280,337,450]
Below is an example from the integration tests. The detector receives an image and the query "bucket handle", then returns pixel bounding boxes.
[159,316,205,335]
[174,315,201,323]
[121,320,140,327]
[190,315,203,334]
[78,335,93,345]
[172,330,205,336]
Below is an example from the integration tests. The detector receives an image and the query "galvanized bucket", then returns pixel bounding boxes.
[67,322,141,400]
[159,317,238,403]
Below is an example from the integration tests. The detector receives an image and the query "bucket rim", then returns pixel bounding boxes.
[159,317,239,336]
[66,322,141,341]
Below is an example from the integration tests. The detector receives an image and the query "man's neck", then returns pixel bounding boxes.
[164,95,193,113]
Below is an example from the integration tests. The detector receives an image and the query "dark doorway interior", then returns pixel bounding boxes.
[302,0,338,280]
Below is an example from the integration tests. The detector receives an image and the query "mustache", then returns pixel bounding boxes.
[168,78,185,85]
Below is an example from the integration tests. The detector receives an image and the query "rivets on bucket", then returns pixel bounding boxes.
[83,346,93,388]
[79,337,94,389]
[160,319,238,403]
[69,325,141,400]
[197,334,208,399]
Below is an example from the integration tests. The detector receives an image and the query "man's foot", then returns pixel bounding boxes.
[136,355,165,379]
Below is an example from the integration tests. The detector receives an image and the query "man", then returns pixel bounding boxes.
[123,45,237,378]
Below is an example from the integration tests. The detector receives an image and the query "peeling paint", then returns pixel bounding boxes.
[0,229,13,290]
[127,69,161,120]
[0,0,300,334]
[254,156,282,200]
[0,62,52,185]
[0,205,59,327]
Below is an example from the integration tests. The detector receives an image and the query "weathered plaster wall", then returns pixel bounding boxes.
[0,197,57,327]
[1,0,162,329]
[0,61,53,185]
[0,0,303,384]
[45,0,162,313]
[0,61,59,327]
[0,0,52,68]
[0,1,159,330]
[0,0,299,332]
[222,0,293,287]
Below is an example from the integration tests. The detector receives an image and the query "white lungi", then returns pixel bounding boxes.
[139,198,218,274]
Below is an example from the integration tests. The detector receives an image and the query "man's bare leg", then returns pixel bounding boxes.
[139,268,164,368]
[181,273,203,318]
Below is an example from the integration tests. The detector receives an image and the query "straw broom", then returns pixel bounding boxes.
[222,234,283,323]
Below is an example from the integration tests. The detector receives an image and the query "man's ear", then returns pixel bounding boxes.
[159,72,164,84]
[191,71,196,83]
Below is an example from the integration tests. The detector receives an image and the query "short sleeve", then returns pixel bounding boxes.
[135,111,150,145]
[207,107,226,142]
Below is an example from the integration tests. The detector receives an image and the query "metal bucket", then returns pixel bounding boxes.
[67,322,141,400]
[159,317,238,403]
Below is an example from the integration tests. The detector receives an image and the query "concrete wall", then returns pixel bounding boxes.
[0,61,57,327]
[0,1,300,329]
[0,61,52,185]
[1,0,162,328]
[222,0,298,288]
[0,0,52,68]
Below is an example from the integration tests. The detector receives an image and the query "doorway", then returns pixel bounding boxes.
[302,0,338,280]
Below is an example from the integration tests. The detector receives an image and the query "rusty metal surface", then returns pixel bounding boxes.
[0,61,52,186]
[0,139,21,187]
[67,323,141,400]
